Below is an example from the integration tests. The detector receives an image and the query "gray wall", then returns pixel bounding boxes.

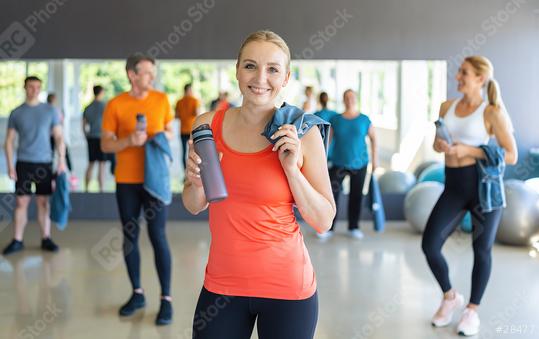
[2,0,538,176]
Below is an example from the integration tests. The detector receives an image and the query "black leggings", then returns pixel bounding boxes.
[116,184,171,296]
[421,165,502,305]
[192,288,318,339]
[329,166,368,230]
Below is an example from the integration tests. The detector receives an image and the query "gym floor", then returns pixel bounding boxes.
[0,221,537,339]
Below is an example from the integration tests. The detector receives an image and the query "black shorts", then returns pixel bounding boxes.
[15,162,53,196]
[87,137,112,162]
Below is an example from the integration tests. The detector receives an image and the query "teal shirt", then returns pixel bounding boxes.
[330,113,371,169]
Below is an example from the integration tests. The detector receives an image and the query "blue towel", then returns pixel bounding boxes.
[144,132,173,205]
[368,174,385,232]
[261,102,331,153]
[50,172,70,230]
[477,144,506,212]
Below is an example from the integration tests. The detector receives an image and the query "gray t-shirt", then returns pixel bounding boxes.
[7,103,60,163]
[83,100,105,138]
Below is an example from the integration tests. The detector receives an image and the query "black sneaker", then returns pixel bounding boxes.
[155,299,173,326]
[41,238,59,252]
[119,292,146,316]
[2,239,24,255]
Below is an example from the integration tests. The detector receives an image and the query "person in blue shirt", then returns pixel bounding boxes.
[318,89,377,240]
[314,92,338,159]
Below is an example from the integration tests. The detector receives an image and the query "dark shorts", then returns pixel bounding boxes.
[87,137,112,162]
[15,162,53,196]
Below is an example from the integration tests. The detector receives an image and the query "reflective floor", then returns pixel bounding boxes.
[0,221,537,339]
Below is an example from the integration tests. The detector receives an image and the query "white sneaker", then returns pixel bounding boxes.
[431,293,465,327]
[457,308,480,336]
[348,229,364,239]
[316,230,334,240]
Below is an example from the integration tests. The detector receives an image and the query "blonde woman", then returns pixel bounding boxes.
[182,31,335,338]
[422,56,517,336]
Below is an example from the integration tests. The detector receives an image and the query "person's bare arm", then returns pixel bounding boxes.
[82,117,88,136]
[164,120,174,140]
[101,130,147,153]
[4,128,17,180]
[451,106,518,164]
[489,106,518,164]
[271,126,336,233]
[51,125,67,172]
[433,100,453,153]
[182,111,216,215]
[367,125,378,170]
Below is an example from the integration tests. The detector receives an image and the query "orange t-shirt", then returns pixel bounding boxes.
[203,109,317,300]
[175,95,200,135]
[102,91,173,183]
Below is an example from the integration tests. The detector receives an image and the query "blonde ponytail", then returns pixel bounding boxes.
[486,78,500,108]
[464,55,514,133]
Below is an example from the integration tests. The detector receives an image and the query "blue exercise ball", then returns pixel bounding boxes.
[414,160,440,179]
[497,180,539,246]
[404,182,445,233]
[418,163,445,184]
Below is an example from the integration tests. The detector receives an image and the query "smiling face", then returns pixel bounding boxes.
[456,61,485,95]
[236,40,290,108]
[127,60,156,92]
[24,80,41,101]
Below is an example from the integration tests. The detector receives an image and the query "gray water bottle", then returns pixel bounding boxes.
[136,113,147,132]
[192,124,228,202]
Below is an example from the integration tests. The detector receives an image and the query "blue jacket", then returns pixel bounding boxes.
[261,103,331,153]
[144,132,173,205]
[50,172,70,230]
[477,144,506,213]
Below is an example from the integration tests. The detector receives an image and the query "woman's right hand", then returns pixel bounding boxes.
[434,138,451,153]
[185,139,203,187]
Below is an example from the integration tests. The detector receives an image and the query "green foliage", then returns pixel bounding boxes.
[79,61,129,108]
[0,61,48,117]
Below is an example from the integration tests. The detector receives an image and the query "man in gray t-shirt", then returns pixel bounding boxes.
[82,85,111,192]
[2,76,66,256]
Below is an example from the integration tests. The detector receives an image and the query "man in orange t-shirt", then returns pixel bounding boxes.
[175,83,200,170]
[101,54,174,326]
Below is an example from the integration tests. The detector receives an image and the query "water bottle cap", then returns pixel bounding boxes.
[192,124,214,143]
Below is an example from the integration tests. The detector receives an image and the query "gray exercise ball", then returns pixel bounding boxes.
[525,177,539,195]
[497,180,539,246]
[413,160,440,179]
[404,182,444,233]
[378,171,417,194]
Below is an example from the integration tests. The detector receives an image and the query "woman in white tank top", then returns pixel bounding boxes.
[422,56,518,336]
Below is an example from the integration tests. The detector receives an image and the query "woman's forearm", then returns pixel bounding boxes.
[285,167,335,233]
[182,182,209,215]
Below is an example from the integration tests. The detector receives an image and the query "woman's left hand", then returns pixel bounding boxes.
[271,124,303,173]
[448,142,470,158]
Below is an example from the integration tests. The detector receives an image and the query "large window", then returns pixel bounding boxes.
[0,59,446,192]
[0,61,48,117]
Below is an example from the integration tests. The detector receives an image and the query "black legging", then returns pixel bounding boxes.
[329,166,368,231]
[421,165,502,305]
[192,287,318,339]
[116,184,171,296]
[180,133,190,170]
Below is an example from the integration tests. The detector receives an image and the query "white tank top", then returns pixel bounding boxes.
[443,99,490,146]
